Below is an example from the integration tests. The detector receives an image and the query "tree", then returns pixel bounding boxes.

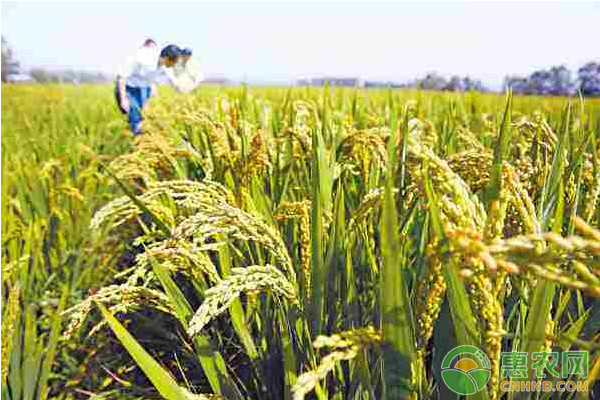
[504,76,530,94]
[418,72,448,91]
[30,68,53,83]
[505,66,573,96]
[445,75,486,92]
[578,62,600,97]
[445,75,464,91]
[1,36,17,82]
[528,69,553,95]
[461,76,485,92]
[548,65,573,96]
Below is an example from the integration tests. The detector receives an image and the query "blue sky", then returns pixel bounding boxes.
[2,1,599,88]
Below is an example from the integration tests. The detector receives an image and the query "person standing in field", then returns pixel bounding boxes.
[115,40,185,135]
[173,48,204,93]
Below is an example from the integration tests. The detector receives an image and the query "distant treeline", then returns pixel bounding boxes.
[364,74,486,92]
[504,62,600,96]
[29,68,110,83]
[417,74,486,92]
[322,63,600,96]
[369,62,600,96]
[12,64,600,97]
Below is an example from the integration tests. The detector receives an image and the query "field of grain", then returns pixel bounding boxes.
[2,84,599,400]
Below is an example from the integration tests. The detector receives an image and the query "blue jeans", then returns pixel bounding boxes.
[126,85,151,135]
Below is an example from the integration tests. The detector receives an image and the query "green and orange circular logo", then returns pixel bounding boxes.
[441,345,491,395]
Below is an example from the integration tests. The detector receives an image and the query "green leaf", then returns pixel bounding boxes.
[380,104,416,399]
[308,96,332,336]
[97,303,194,400]
[37,287,68,400]
[487,90,512,204]
[151,259,243,399]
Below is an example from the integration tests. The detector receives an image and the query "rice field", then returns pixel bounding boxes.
[2,84,600,400]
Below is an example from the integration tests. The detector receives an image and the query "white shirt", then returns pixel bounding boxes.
[117,45,163,88]
[116,45,199,92]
